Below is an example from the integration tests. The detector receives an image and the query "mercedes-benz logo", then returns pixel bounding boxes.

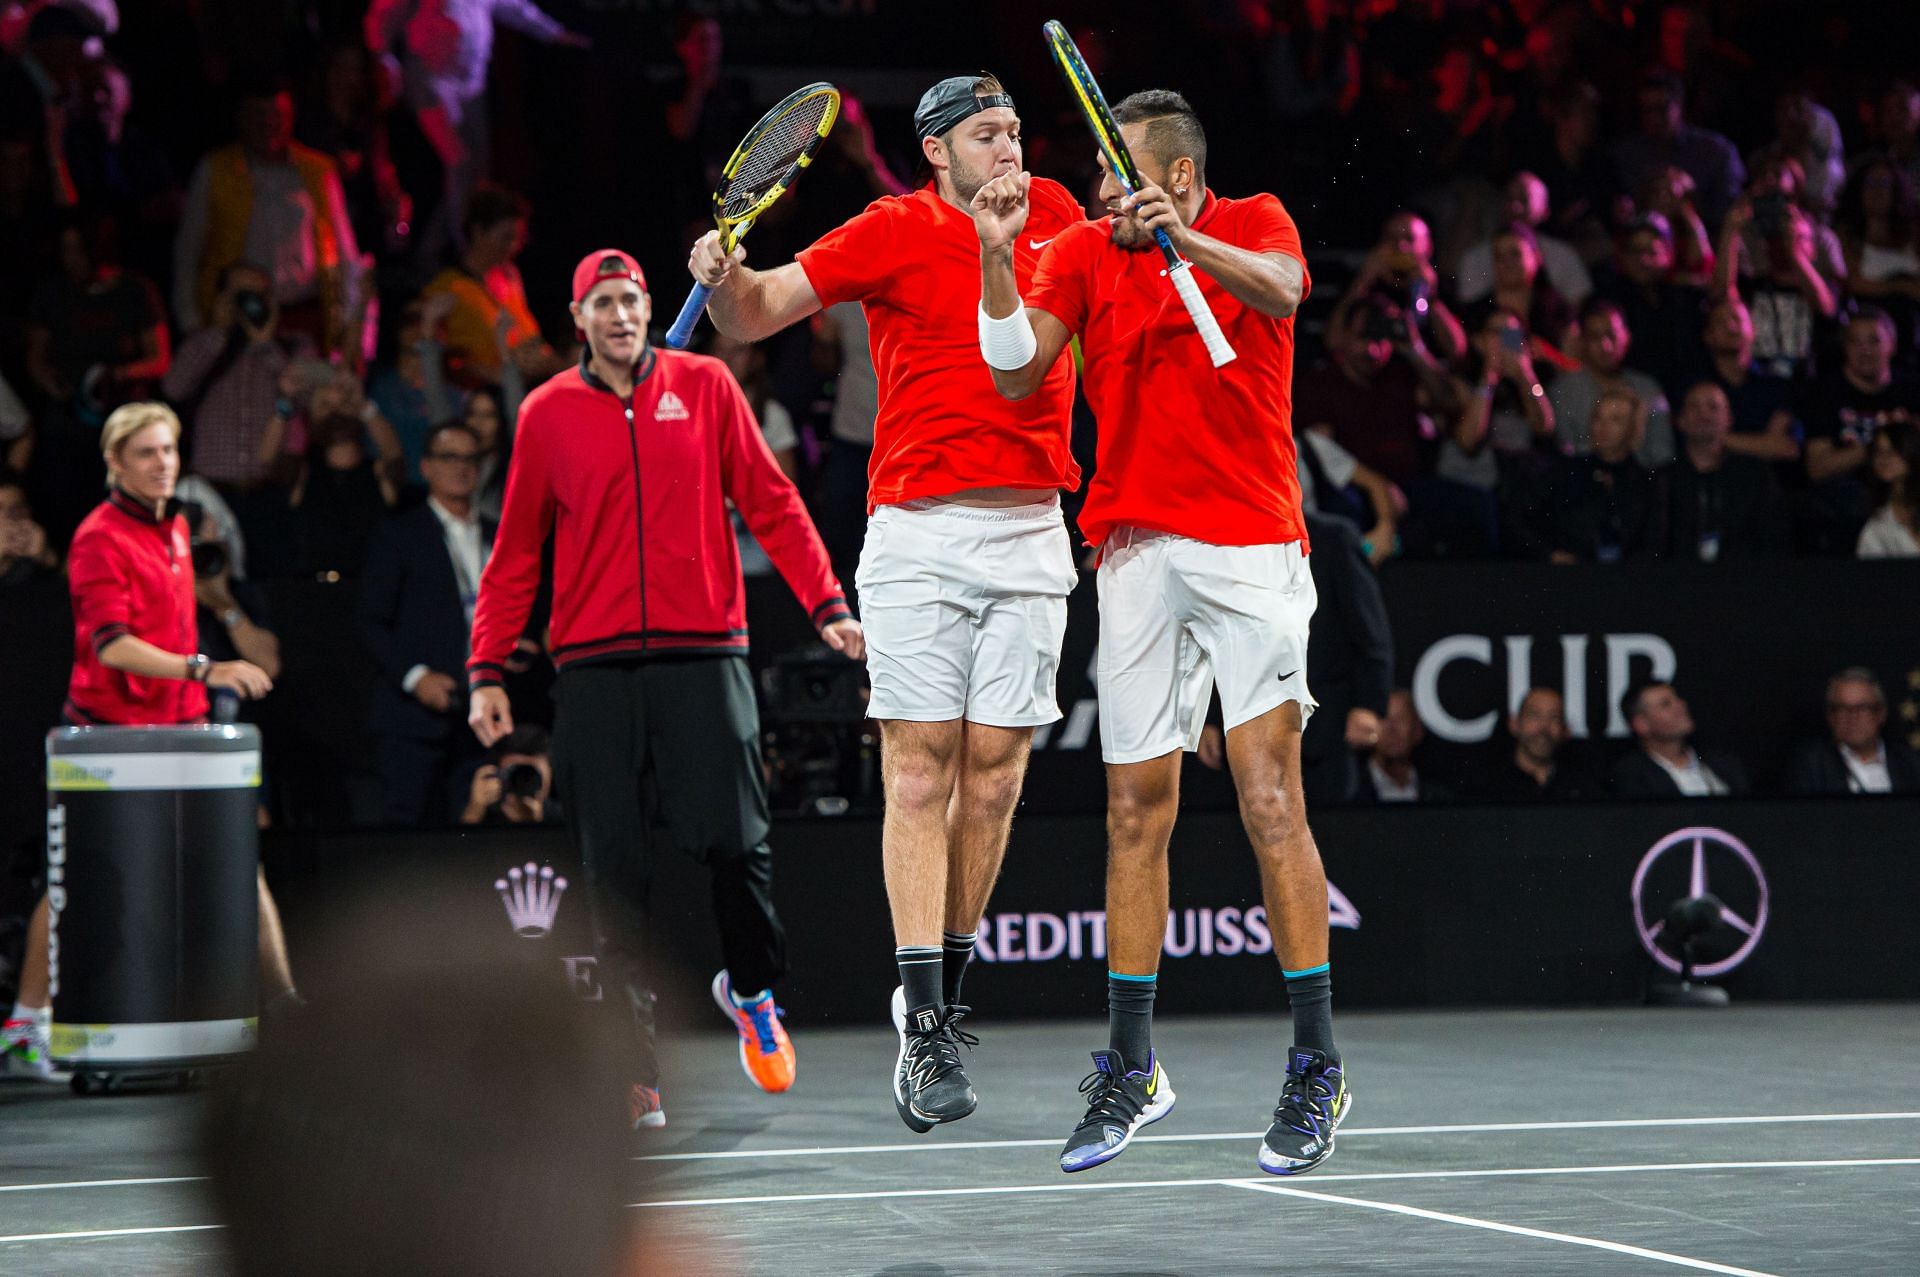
[1630,826,1769,977]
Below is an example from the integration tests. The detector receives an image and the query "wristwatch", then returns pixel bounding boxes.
[220,607,244,630]
[184,653,212,682]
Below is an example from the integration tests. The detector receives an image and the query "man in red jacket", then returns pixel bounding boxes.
[689,73,1081,1134]
[467,250,859,1129]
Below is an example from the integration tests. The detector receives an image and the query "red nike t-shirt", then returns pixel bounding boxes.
[1026,191,1312,550]
[797,179,1083,509]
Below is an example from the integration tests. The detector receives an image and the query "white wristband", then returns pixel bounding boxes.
[978,303,1037,371]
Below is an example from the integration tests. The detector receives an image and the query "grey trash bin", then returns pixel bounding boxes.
[46,725,261,1082]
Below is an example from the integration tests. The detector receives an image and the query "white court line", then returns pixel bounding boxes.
[6,1158,1914,1246]
[1230,1179,1778,1277]
[634,1110,1920,1162]
[633,1155,1920,1209]
[0,1224,224,1246]
[0,1176,204,1195]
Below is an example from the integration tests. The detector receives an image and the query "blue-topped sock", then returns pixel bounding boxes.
[1283,963,1336,1060]
[1107,971,1157,1073]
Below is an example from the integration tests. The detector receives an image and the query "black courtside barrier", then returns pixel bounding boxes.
[46,726,261,1075]
[268,797,1920,1027]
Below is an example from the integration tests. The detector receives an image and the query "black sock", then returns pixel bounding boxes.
[942,930,977,1007]
[896,945,943,1017]
[1283,964,1336,1059]
[1107,972,1157,1073]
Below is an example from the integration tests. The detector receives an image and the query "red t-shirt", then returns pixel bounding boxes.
[1027,191,1312,550]
[65,490,209,725]
[797,179,1083,509]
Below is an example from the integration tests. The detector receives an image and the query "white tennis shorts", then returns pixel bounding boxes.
[855,496,1078,727]
[1096,527,1317,765]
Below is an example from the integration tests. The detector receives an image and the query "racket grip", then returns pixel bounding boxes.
[665,283,713,350]
[1167,261,1236,368]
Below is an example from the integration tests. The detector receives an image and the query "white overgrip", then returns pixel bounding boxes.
[1167,261,1236,368]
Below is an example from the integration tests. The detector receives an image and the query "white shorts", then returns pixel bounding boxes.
[1096,527,1317,765]
[855,496,1077,727]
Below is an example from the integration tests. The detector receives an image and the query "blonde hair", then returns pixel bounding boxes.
[100,402,182,464]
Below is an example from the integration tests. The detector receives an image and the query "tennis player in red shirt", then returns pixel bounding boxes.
[972,90,1348,1177]
[688,73,1081,1132]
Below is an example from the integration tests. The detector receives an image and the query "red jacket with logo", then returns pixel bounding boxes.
[65,489,210,725]
[468,351,849,687]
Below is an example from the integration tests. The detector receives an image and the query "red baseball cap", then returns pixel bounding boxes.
[571,249,646,307]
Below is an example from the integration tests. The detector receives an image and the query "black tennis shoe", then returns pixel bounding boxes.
[890,986,979,1132]
[1258,1048,1350,1174]
[1059,1049,1176,1173]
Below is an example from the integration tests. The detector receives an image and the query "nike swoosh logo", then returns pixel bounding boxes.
[1278,670,1299,681]
[1027,237,1054,250]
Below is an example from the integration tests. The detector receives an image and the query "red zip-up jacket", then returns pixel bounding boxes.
[65,489,209,725]
[467,350,849,688]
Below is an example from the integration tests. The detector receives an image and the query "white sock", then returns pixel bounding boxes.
[9,1002,49,1027]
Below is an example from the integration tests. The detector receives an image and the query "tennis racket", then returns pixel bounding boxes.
[666,82,841,350]
[1041,20,1236,367]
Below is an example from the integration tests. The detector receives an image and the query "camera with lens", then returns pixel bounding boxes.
[1752,192,1789,240]
[235,289,272,329]
[758,647,875,814]
[190,538,229,579]
[1362,301,1403,344]
[500,761,544,799]
[762,648,869,724]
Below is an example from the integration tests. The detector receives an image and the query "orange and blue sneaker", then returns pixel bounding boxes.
[630,1083,666,1130]
[1258,1048,1350,1174]
[1059,1049,1176,1173]
[711,971,796,1093]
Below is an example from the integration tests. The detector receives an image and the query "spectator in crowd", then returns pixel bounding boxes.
[710,330,797,478]
[1332,211,1467,365]
[162,261,300,491]
[1434,307,1555,553]
[189,505,280,701]
[1633,165,1716,285]
[1294,296,1457,494]
[1664,381,1789,561]
[1857,419,1920,558]
[0,4,94,207]
[0,471,58,584]
[364,0,588,268]
[357,421,494,826]
[1474,687,1596,801]
[1802,308,1920,552]
[1532,388,1666,563]
[1714,167,1840,380]
[366,294,450,483]
[1297,512,1393,806]
[1296,427,1402,565]
[1474,221,1577,360]
[1589,212,1710,397]
[1611,678,1749,797]
[1610,70,1744,230]
[1784,667,1920,795]
[1696,296,1801,462]
[1861,80,1920,197]
[460,381,515,523]
[1835,159,1920,332]
[25,208,169,539]
[1525,80,1613,258]
[1549,298,1674,465]
[1756,88,1847,219]
[296,42,411,263]
[811,299,876,576]
[419,183,557,388]
[460,723,557,826]
[276,405,401,577]
[173,80,361,357]
[0,368,28,473]
[1454,171,1592,306]
[1358,690,1453,802]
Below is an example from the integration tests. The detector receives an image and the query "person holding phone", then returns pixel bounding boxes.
[1433,309,1558,555]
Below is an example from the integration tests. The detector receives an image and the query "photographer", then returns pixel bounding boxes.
[460,725,558,826]
[161,262,301,491]
[1713,158,1842,380]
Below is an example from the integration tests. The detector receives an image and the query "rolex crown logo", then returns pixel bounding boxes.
[495,862,569,938]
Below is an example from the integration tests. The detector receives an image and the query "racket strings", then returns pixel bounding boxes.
[721,98,834,218]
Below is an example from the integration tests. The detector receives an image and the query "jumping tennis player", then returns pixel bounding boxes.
[467,250,859,1129]
[971,90,1349,1175]
[688,73,1081,1133]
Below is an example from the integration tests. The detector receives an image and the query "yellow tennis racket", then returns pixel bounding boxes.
[666,81,841,349]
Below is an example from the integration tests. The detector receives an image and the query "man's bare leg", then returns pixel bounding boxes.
[1226,701,1347,1175]
[939,721,1034,1004]
[13,896,50,1010]
[256,872,297,1004]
